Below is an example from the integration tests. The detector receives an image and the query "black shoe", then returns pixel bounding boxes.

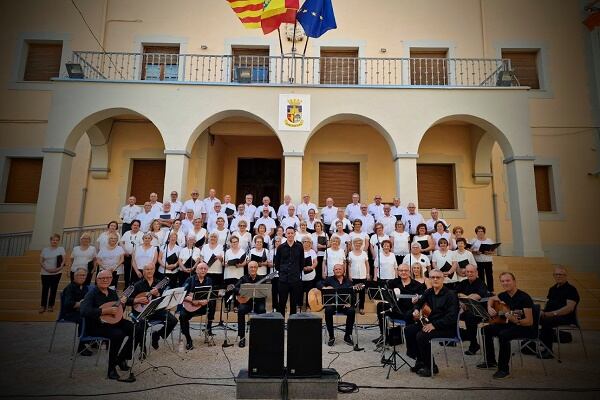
[372,335,383,344]
[107,369,120,380]
[476,361,497,369]
[537,350,554,360]
[118,360,130,372]
[328,337,335,347]
[416,367,432,377]
[238,337,246,348]
[185,341,194,351]
[465,343,480,356]
[432,364,439,375]
[493,370,510,379]
[410,361,424,373]
[343,335,354,346]
[151,332,160,350]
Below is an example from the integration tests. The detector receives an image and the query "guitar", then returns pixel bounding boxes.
[132,277,170,313]
[237,271,279,304]
[489,300,523,324]
[307,283,365,312]
[413,302,432,326]
[183,283,235,313]
[100,285,135,324]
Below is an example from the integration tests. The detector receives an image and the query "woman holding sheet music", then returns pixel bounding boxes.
[431,238,457,287]
[390,220,410,266]
[452,238,476,282]
[249,235,271,276]
[231,220,251,253]
[299,237,317,310]
[348,237,369,314]
[201,232,224,286]
[431,221,454,251]
[132,233,158,282]
[158,231,181,283]
[470,225,497,292]
[39,233,66,313]
[412,223,435,257]
[311,221,328,280]
[179,235,201,286]
[189,218,207,248]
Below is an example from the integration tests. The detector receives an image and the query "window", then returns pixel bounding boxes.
[501,50,540,89]
[23,42,63,81]
[410,49,448,85]
[534,165,553,212]
[417,164,456,209]
[320,48,359,85]
[318,162,360,206]
[231,47,270,83]
[142,45,180,81]
[4,158,43,203]
[130,160,165,203]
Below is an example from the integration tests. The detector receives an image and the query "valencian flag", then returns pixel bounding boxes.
[226,0,264,29]
[296,0,337,38]
[227,0,299,33]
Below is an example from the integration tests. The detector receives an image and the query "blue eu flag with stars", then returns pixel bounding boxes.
[296,0,337,38]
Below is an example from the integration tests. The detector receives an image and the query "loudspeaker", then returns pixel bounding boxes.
[287,313,322,377]
[249,312,284,377]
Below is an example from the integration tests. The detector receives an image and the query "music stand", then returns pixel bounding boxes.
[187,286,216,345]
[154,287,186,354]
[239,283,270,315]
[124,296,163,381]
[379,288,409,378]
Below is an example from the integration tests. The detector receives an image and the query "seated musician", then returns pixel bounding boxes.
[477,272,534,379]
[127,264,178,350]
[317,263,356,347]
[180,262,216,350]
[455,265,488,355]
[62,268,92,356]
[80,270,143,380]
[539,266,580,359]
[373,263,425,345]
[235,261,267,348]
[404,269,459,377]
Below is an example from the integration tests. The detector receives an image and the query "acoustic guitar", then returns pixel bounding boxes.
[237,271,278,304]
[132,277,170,313]
[182,284,234,313]
[489,300,523,324]
[100,285,135,324]
[307,283,365,312]
[413,302,432,326]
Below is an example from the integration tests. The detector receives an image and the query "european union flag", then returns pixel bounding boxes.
[296,0,337,38]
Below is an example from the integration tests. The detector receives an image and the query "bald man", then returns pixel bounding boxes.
[317,264,355,347]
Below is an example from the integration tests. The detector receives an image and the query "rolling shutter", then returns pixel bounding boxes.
[417,164,455,209]
[318,162,360,206]
[320,48,359,85]
[409,49,448,85]
[130,160,165,204]
[501,50,540,89]
[534,165,552,212]
[23,43,62,81]
[5,158,43,203]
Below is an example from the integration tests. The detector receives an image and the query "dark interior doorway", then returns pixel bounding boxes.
[236,158,282,206]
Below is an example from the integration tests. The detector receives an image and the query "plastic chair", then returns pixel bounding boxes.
[69,319,111,378]
[554,307,587,362]
[510,304,548,376]
[428,311,469,379]
[48,290,79,355]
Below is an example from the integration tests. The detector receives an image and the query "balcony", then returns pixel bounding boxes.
[70,51,516,87]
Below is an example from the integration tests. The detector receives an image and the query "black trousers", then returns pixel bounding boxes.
[146,310,178,340]
[238,300,266,337]
[324,306,355,338]
[109,271,119,289]
[540,315,573,351]
[121,223,131,235]
[460,311,482,347]
[476,261,494,292]
[207,273,223,287]
[316,256,324,283]
[87,319,143,371]
[271,277,279,312]
[352,279,367,309]
[483,323,532,372]
[299,278,316,308]
[179,301,216,342]
[278,280,301,316]
[376,303,413,334]
[404,323,455,369]
[40,274,61,308]
[123,255,133,289]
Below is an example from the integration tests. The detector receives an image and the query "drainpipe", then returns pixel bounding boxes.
[490,159,501,255]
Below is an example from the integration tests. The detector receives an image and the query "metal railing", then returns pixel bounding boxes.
[71,51,514,87]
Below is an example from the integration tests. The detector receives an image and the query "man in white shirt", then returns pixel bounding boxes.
[158,202,176,228]
[222,194,237,224]
[168,191,183,217]
[297,194,318,221]
[207,202,228,232]
[181,209,196,236]
[149,192,163,215]
[368,195,385,221]
[277,195,294,222]
[281,204,300,230]
[182,189,205,220]
[357,205,375,234]
[345,193,362,222]
[329,208,352,234]
[377,204,397,235]
[254,196,277,220]
[138,202,158,232]
[120,196,142,234]
[254,206,277,237]
[390,197,408,222]
[203,188,220,218]
[425,208,448,233]
[404,202,424,235]
[230,204,250,232]
[320,197,338,234]
[243,194,257,223]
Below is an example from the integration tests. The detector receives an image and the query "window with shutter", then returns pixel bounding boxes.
[417,164,456,209]
[23,42,63,81]
[501,50,540,89]
[130,160,166,203]
[231,47,270,83]
[320,48,359,85]
[409,49,448,85]
[318,162,360,206]
[534,165,553,212]
[142,45,180,81]
[5,158,43,203]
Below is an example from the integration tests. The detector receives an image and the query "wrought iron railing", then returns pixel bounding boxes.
[71,51,515,87]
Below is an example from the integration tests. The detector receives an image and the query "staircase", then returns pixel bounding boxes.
[1,253,599,329]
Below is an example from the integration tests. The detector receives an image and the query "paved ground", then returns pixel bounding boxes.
[0,320,599,399]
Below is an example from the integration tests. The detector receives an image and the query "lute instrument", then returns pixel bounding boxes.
[132,277,170,313]
[488,300,523,324]
[307,283,365,312]
[237,271,278,304]
[182,283,234,313]
[99,284,135,324]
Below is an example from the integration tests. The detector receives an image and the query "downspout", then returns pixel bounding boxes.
[490,158,501,255]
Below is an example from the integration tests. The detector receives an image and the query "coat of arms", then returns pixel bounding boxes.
[285,98,304,127]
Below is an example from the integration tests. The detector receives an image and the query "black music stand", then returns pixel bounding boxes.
[322,288,353,339]
[379,288,409,378]
[189,286,216,345]
[213,284,237,334]
[368,285,389,353]
[239,283,270,315]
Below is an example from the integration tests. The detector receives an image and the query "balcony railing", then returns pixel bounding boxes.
[71,51,515,87]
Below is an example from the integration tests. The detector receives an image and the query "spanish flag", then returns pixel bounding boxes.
[227,0,264,29]
[261,0,299,34]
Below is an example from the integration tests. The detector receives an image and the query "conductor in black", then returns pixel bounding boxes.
[273,227,304,316]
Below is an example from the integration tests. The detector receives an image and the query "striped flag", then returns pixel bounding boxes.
[261,0,299,34]
[227,0,264,29]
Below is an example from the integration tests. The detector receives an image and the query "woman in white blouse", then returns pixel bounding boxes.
[69,232,96,285]
[120,219,143,288]
[470,225,497,292]
[431,237,456,287]
[294,221,312,244]
[311,221,328,280]
[179,235,201,285]
[300,237,318,310]
[412,223,435,258]
[149,219,165,247]
[96,232,124,288]
[250,235,271,276]
[390,221,410,266]
[452,237,476,282]
[158,231,181,283]
[323,236,346,279]
[39,233,66,313]
[348,219,369,252]
[170,219,187,247]
[200,232,224,286]
[132,233,157,282]
[431,221,454,251]
[374,239,397,283]
[211,216,229,249]
[224,236,247,285]
[231,220,252,253]
[96,220,121,252]
[254,224,272,251]
[190,218,208,248]
[348,237,369,314]
[331,220,350,252]
[370,222,390,261]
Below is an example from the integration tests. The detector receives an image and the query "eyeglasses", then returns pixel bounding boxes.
[97,277,111,280]
[430,276,443,280]
[553,273,566,276]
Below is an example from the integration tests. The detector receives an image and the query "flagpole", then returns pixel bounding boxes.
[277,27,284,55]
[302,36,310,56]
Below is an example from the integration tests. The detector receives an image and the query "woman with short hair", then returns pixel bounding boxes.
[39,233,65,313]
[69,232,96,285]
[96,232,124,288]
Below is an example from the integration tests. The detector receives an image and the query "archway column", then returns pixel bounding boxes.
[30,148,75,249]
[504,156,544,257]
[394,153,419,206]
[163,150,190,205]
[283,152,303,203]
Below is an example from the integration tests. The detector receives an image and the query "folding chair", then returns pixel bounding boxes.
[429,311,469,379]
[69,319,111,378]
[48,290,79,355]
[510,304,548,376]
[554,307,587,362]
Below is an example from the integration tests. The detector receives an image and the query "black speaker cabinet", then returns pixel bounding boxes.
[287,313,322,377]
[248,312,285,378]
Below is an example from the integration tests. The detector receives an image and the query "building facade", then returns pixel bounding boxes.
[0,0,599,269]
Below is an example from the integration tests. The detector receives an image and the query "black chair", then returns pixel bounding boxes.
[510,303,548,376]
[48,289,79,355]
[554,307,587,362]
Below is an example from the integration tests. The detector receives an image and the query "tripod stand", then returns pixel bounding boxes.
[380,288,409,378]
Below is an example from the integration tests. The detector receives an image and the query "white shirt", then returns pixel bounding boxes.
[211,228,229,248]
[181,219,195,236]
[120,230,144,255]
[348,250,368,280]
[281,215,300,230]
[243,203,257,222]
[150,230,166,247]
[250,247,270,275]
[402,253,431,269]
[345,203,362,221]
[182,199,205,219]
[453,249,477,282]
[311,232,328,257]
[224,248,246,280]
[207,211,229,232]
[368,203,384,221]
[222,202,236,217]
[391,205,408,221]
[471,238,495,263]
[179,246,201,266]
[230,215,250,232]
[189,228,207,247]
[390,231,410,256]
[329,217,352,234]
[164,229,186,247]
[138,210,158,233]
[404,213,424,235]
[70,245,96,273]
[160,244,181,275]
[325,248,346,277]
[169,200,183,214]
[231,231,252,253]
[348,231,369,250]
[331,232,351,249]
[302,249,317,281]
[254,205,277,220]
[150,201,163,215]
[203,197,221,216]
[40,247,65,275]
[377,215,397,236]
[134,245,156,271]
[376,252,397,280]
[96,231,121,252]
[432,250,457,283]
[432,231,453,251]
[297,202,317,221]
[120,204,142,224]
[201,244,224,274]
[277,203,294,221]
[320,206,338,225]
[370,234,390,253]
[294,231,312,244]
[254,217,277,233]
[97,246,125,274]
[426,218,448,234]
[357,213,375,234]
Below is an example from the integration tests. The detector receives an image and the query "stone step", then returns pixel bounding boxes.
[0,264,42,273]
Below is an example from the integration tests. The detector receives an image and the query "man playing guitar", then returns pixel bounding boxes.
[127,264,177,350]
[180,262,215,350]
[80,270,143,380]
[235,261,267,348]
[317,263,356,347]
